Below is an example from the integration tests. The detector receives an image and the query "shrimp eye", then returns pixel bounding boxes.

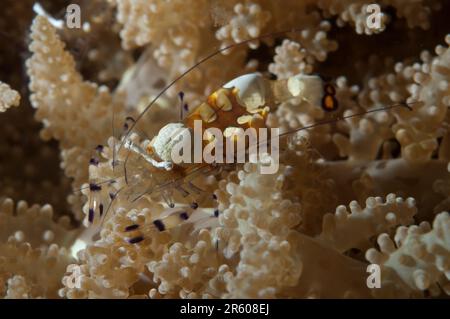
[321,94,339,112]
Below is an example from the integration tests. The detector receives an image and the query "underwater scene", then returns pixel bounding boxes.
[0,0,449,299]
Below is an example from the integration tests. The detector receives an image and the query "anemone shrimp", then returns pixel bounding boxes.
[75,28,414,249]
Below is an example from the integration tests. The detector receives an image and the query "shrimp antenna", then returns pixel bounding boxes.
[112,102,116,173]
[118,27,306,151]
[252,101,415,149]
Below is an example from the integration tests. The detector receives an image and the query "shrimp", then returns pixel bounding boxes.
[80,29,414,246]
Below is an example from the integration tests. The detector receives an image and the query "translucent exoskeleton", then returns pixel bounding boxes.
[79,29,414,246]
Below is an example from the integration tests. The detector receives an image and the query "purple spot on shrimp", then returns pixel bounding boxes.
[109,192,116,200]
[88,208,94,223]
[184,103,189,111]
[89,158,99,166]
[99,204,104,216]
[128,236,144,244]
[214,209,219,217]
[190,202,198,210]
[179,212,189,220]
[212,194,217,200]
[178,91,184,101]
[153,219,165,231]
[125,224,139,232]
[89,183,101,192]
